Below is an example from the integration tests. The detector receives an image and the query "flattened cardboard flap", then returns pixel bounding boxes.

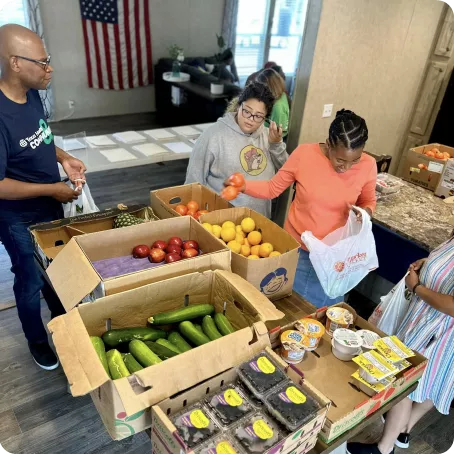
[46,238,101,311]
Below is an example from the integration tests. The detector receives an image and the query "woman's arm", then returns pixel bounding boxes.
[244,148,300,200]
[184,133,213,186]
[406,268,454,317]
[356,161,377,214]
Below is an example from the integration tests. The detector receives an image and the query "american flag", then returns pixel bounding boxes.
[79,0,153,90]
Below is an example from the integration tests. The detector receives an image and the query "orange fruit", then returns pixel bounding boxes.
[259,243,274,258]
[175,204,188,215]
[227,240,242,254]
[250,245,260,256]
[235,234,245,245]
[269,251,281,257]
[228,172,245,188]
[240,245,251,257]
[248,231,262,246]
[248,255,260,260]
[187,200,199,212]
[221,227,236,242]
[221,186,239,201]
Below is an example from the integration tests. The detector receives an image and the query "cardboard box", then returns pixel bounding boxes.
[268,304,427,444]
[399,143,454,191]
[29,204,158,269]
[46,216,230,309]
[199,208,300,301]
[152,347,330,454]
[435,158,454,198]
[150,183,232,219]
[48,270,284,439]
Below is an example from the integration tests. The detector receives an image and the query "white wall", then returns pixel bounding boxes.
[39,0,225,120]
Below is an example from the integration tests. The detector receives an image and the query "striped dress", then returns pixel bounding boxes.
[396,238,454,415]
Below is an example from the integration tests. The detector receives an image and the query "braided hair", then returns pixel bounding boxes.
[328,109,368,150]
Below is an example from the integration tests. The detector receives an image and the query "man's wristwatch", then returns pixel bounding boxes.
[412,282,422,294]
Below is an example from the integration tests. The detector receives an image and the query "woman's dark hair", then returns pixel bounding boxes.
[328,109,368,150]
[238,81,275,116]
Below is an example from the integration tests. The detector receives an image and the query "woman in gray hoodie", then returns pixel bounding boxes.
[185,82,288,218]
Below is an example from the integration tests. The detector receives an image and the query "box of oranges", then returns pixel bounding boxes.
[199,207,300,301]
[150,183,232,220]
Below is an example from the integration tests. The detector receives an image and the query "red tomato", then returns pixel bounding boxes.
[187,210,197,218]
[175,205,188,216]
[228,172,245,188]
[187,200,199,213]
[221,186,239,201]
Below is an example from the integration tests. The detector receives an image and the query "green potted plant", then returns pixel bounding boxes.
[168,44,184,78]
[211,34,226,95]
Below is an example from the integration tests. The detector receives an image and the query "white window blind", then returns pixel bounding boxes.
[234,0,307,85]
[0,0,28,27]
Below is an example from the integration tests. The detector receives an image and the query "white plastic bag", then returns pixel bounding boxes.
[301,206,378,298]
[63,181,99,218]
[368,274,411,335]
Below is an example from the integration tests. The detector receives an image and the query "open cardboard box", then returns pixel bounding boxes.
[46,216,230,310]
[48,270,285,440]
[29,204,157,269]
[199,208,300,301]
[152,347,330,454]
[399,143,454,191]
[270,304,427,444]
[150,183,232,219]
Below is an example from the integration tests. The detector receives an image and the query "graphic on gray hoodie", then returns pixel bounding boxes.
[185,113,288,218]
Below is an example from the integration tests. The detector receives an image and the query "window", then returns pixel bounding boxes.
[234,0,307,85]
[0,0,28,28]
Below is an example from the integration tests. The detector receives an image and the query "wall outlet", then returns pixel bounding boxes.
[322,104,333,118]
[68,100,75,109]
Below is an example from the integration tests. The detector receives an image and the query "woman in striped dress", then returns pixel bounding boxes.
[348,237,454,454]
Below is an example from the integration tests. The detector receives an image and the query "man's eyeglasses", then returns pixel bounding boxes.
[13,55,51,72]
[241,104,267,123]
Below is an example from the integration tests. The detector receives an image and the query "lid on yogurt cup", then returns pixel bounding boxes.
[333,328,363,348]
[294,318,325,338]
[356,330,380,349]
[326,307,354,325]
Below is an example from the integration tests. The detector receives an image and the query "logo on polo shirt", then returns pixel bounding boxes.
[18,119,53,150]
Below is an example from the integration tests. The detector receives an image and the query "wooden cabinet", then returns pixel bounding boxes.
[435,7,454,58]
[410,61,447,136]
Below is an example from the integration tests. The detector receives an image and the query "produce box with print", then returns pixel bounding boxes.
[46,216,230,309]
[268,303,427,444]
[434,158,454,198]
[152,347,330,454]
[29,204,158,269]
[399,143,454,191]
[150,183,232,220]
[199,208,300,301]
[48,270,284,440]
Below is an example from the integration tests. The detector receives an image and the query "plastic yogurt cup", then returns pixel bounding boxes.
[325,307,354,336]
[332,328,363,355]
[280,330,306,364]
[356,330,381,351]
[331,339,361,361]
[294,318,325,351]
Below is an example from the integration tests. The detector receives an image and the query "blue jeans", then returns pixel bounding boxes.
[293,249,344,308]
[0,203,64,344]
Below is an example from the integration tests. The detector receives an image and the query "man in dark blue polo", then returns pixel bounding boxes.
[0,24,86,370]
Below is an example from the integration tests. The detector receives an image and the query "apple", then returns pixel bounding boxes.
[168,236,183,247]
[152,240,167,250]
[132,245,151,259]
[182,248,199,259]
[166,244,182,255]
[149,248,166,263]
[183,240,199,251]
[165,252,182,263]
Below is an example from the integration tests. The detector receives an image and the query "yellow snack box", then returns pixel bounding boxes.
[374,336,415,363]
[352,350,399,381]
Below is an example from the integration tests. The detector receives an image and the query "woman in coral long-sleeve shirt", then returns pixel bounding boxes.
[225,109,377,308]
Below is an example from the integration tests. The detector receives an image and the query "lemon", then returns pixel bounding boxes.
[243,238,250,247]
[235,225,243,233]
[248,230,262,246]
[211,225,222,239]
[259,243,274,258]
[221,227,236,242]
[227,240,242,254]
[240,245,251,257]
[241,217,256,233]
[250,245,260,256]
[248,255,260,260]
[202,223,213,233]
[235,234,245,245]
[222,221,236,230]
[269,251,282,257]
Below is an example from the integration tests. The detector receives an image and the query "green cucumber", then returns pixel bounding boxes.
[179,321,211,346]
[156,338,182,354]
[202,315,223,341]
[90,336,110,377]
[194,324,204,335]
[148,304,214,325]
[168,332,193,352]
[129,340,162,367]
[106,349,130,379]
[102,327,167,347]
[144,341,179,359]
[123,353,144,373]
[214,313,235,336]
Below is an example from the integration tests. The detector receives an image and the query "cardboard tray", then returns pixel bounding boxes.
[48,270,285,440]
[46,216,230,309]
[199,208,300,301]
[150,183,232,219]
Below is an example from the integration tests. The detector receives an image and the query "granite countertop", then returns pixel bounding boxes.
[373,180,454,251]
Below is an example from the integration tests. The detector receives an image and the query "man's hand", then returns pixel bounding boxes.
[409,258,427,272]
[405,267,419,291]
[61,156,87,189]
[51,182,80,203]
[268,121,283,144]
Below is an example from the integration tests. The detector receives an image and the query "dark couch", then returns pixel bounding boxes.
[154,55,242,127]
